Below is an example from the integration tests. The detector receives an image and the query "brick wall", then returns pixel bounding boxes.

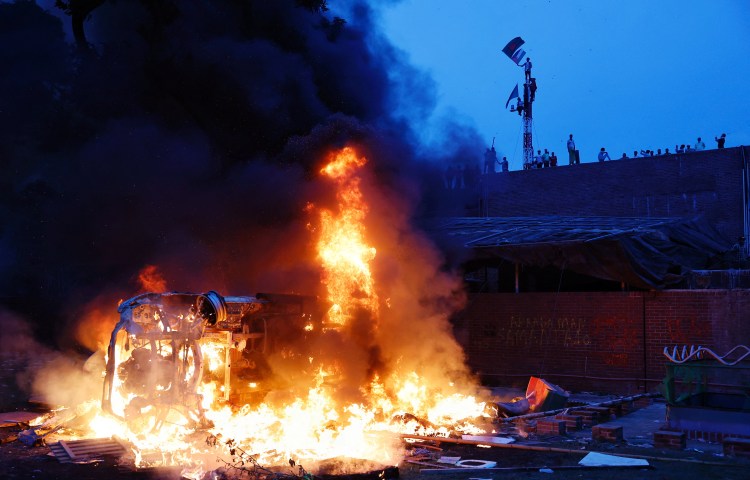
[457,290,750,394]
[480,146,750,242]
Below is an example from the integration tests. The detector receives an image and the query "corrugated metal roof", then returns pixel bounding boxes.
[425,216,731,289]
[432,216,682,247]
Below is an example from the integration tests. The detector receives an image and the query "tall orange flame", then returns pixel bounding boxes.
[317,147,379,327]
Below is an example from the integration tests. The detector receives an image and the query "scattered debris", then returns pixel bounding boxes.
[18,429,43,447]
[491,377,569,417]
[405,460,451,469]
[436,456,460,464]
[17,404,94,446]
[391,412,437,432]
[455,460,496,468]
[461,435,514,445]
[48,438,129,464]
[0,411,42,428]
[578,452,649,467]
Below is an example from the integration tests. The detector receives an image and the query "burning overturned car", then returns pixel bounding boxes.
[9,149,507,473]
[102,290,323,432]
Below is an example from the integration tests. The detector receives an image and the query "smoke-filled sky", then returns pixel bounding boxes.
[377,0,750,170]
[0,0,480,347]
[8,0,745,348]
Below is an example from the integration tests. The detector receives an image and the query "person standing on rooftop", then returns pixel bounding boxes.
[567,134,576,165]
[695,137,705,150]
[715,133,726,149]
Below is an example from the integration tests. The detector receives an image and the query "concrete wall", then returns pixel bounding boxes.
[480,146,750,242]
[456,290,750,394]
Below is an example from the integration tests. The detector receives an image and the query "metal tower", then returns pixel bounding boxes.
[522,78,534,168]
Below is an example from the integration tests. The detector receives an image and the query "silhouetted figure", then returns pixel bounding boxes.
[542,148,550,167]
[550,152,558,167]
[534,150,542,169]
[484,147,498,174]
[657,148,662,155]
[529,78,537,102]
[665,148,671,155]
[622,153,628,159]
[677,144,685,153]
[501,156,509,172]
[516,97,524,116]
[522,57,532,82]
[695,137,705,151]
[715,133,726,149]
[598,147,611,162]
[633,150,639,158]
[567,134,577,165]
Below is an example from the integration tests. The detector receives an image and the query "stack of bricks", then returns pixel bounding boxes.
[535,418,566,436]
[584,406,614,423]
[554,414,583,431]
[685,430,724,442]
[592,425,623,443]
[723,437,750,458]
[653,430,686,450]
[570,409,598,427]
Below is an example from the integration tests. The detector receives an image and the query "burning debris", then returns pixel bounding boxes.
[17,403,97,447]
[490,377,570,418]
[0,147,494,478]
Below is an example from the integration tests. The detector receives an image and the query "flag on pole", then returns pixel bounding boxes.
[505,84,519,109]
[502,36,525,59]
[510,48,526,65]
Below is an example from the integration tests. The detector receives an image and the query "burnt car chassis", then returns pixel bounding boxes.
[102,291,320,431]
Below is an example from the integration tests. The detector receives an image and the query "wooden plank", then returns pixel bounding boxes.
[50,438,127,463]
[48,443,73,463]
[58,440,78,460]
[0,411,43,424]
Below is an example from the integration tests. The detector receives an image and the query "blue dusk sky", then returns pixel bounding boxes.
[375,0,750,171]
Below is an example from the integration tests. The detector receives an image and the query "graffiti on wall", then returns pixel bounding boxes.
[665,317,712,344]
[496,316,592,348]
[496,315,642,350]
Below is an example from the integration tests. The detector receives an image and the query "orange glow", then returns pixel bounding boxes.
[61,146,490,477]
[137,264,167,293]
[317,147,378,326]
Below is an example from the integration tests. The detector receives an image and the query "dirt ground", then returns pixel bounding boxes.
[2,356,749,480]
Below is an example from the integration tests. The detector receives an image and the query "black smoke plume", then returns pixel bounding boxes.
[0,0,481,350]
